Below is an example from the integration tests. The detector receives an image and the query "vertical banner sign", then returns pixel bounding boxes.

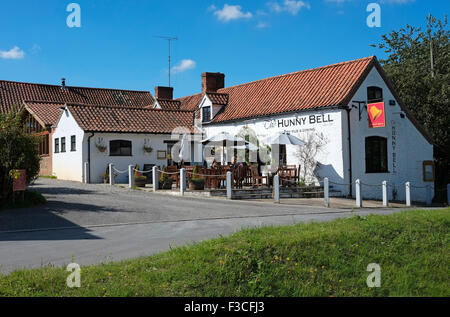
[13,170,26,192]
[368,102,386,128]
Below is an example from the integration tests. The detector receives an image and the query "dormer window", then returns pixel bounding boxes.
[367,86,383,103]
[202,106,211,123]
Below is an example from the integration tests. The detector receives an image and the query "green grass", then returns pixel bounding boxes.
[39,175,57,179]
[0,190,47,211]
[0,208,448,297]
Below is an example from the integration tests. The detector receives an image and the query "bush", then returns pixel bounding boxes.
[1,190,46,210]
[0,107,41,205]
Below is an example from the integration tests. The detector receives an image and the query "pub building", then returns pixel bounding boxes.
[0,56,434,202]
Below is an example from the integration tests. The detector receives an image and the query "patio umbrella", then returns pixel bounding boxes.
[264,132,306,146]
[179,134,191,162]
[201,132,245,143]
[230,143,259,151]
[201,132,247,164]
[265,132,306,168]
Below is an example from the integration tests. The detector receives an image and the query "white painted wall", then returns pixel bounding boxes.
[202,108,345,188]
[52,108,185,183]
[200,67,433,202]
[52,109,85,182]
[345,66,434,202]
[87,133,177,184]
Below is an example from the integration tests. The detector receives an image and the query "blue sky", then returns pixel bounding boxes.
[0,0,448,98]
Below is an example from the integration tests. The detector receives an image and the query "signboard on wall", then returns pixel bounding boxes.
[368,102,386,128]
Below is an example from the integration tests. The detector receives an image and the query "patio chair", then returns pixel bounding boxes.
[250,165,268,187]
[166,165,179,188]
[279,166,297,186]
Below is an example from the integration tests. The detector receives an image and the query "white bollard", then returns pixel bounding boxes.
[152,166,158,192]
[355,179,362,208]
[84,162,89,184]
[226,171,232,199]
[128,165,134,188]
[405,182,411,207]
[109,163,114,186]
[382,181,388,207]
[447,184,450,205]
[324,177,329,208]
[426,185,432,206]
[180,168,186,196]
[274,174,280,204]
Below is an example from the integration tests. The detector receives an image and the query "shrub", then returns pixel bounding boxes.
[0,107,41,205]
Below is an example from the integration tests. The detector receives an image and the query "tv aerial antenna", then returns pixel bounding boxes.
[153,35,178,87]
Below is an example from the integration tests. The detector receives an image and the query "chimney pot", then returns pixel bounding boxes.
[61,78,67,90]
[155,86,173,100]
[202,72,225,93]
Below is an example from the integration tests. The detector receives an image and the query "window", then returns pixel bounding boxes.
[54,138,59,153]
[110,140,132,156]
[365,136,388,173]
[71,135,76,152]
[61,137,66,153]
[423,161,435,182]
[38,134,49,156]
[367,86,383,103]
[202,106,211,123]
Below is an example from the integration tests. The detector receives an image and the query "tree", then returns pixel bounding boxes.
[374,14,450,201]
[295,132,328,184]
[0,107,41,204]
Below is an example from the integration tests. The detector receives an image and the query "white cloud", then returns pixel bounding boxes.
[0,46,25,59]
[213,4,253,22]
[172,59,196,74]
[256,21,270,29]
[269,0,310,15]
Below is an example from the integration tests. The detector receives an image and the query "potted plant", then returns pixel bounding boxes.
[101,166,117,184]
[189,165,205,190]
[95,138,107,153]
[158,166,173,190]
[143,139,153,154]
[134,164,147,188]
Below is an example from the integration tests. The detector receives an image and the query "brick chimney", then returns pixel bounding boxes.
[155,86,173,100]
[202,72,225,93]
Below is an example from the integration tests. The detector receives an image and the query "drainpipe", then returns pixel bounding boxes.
[346,108,353,198]
[87,132,94,183]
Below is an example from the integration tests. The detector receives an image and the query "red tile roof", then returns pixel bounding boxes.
[156,99,181,110]
[178,93,203,111]
[209,56,376,122]
[65,104,194,134]
[206,92,228,106]
[23,101,65,126]
[0,80,155,114]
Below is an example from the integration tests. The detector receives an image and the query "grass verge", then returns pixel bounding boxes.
[0,208,448,297]
[0,190,47,211]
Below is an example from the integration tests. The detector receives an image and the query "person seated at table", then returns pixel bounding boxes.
[230,156,240,169]
[211,159,220,169]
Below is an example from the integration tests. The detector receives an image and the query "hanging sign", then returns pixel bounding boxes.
[368,102,386,128]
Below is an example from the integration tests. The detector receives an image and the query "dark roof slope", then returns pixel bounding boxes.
[65,104,194,134]
[0,80,154,113]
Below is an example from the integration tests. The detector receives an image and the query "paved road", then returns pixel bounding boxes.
[0,178,417,274]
